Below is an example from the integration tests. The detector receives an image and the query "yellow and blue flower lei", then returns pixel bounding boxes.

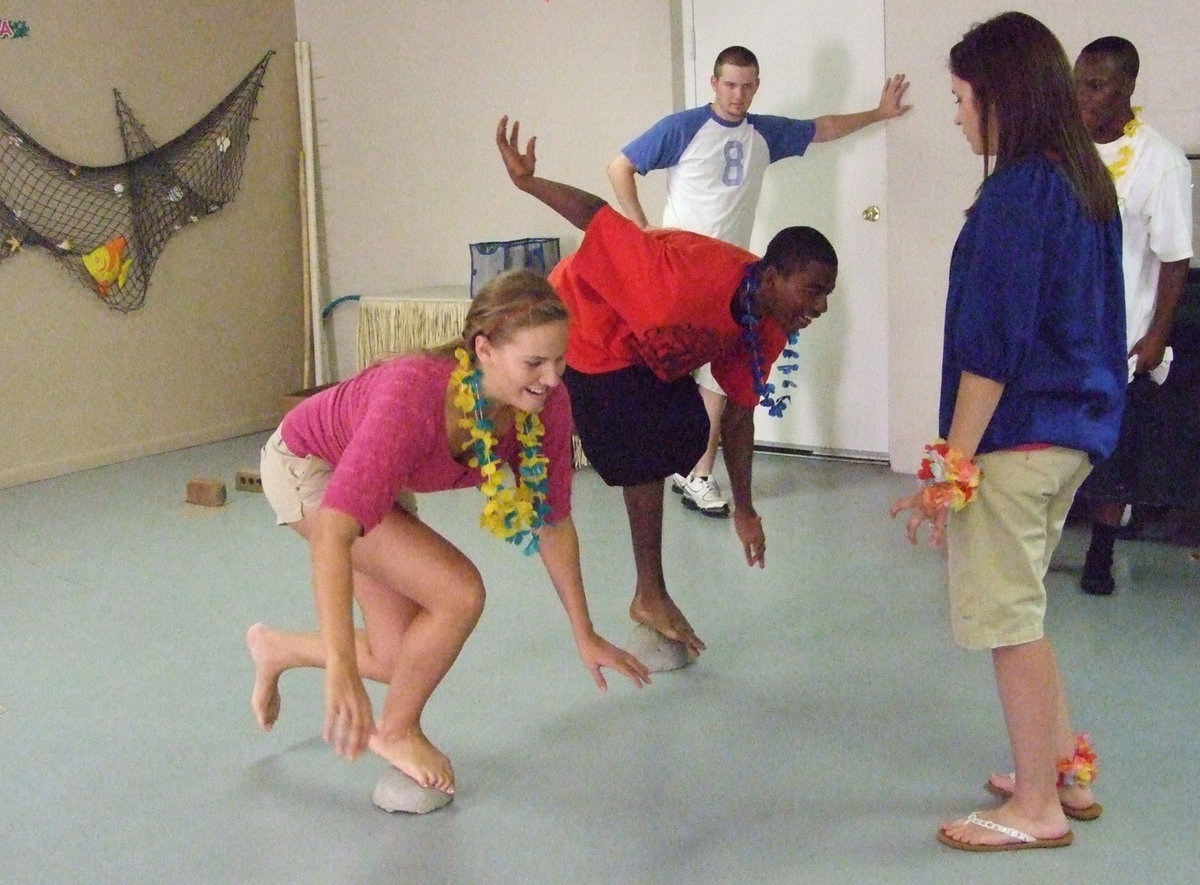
[450,347,550,555]
[738,265,800,418]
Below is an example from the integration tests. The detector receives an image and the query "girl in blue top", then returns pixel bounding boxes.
[891,11,1124,851]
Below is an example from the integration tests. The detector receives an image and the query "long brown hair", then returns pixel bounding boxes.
[950,11,1117,221]
[426,268,568,360]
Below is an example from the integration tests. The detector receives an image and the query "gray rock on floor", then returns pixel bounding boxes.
[372,767,453,814]
[627,623,694,672]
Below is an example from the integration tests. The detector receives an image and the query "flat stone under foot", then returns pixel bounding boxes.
[372,767,453,814]
[627,623,694,672]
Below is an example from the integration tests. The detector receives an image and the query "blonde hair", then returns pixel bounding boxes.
[426,268,568,360]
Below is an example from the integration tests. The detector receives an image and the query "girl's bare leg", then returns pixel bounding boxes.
[349,509,485,794]
[246,623,397,730]
[985,661,1097,813]
[249,508,483,794]
[941,638,1072,846]
[983,472,1097,817]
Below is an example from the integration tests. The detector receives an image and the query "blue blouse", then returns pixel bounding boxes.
[940,155,1126,460]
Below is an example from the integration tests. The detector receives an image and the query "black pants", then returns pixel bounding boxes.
[563,364,708,487]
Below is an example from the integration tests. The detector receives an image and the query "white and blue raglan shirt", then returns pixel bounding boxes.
[621,105,816,249]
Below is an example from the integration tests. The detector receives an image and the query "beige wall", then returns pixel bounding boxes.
[4,2,1195,486]
[0,0,301,488]
[294,0,679,377]
[885,1,1199,471]
[300,1,1198,472]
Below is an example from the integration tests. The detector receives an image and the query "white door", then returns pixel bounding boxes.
[685,0,889,460]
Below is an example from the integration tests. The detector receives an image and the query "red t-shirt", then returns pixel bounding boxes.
[548,206,786,409]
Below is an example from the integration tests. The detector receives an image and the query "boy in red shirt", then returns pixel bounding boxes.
[497,117,837,664]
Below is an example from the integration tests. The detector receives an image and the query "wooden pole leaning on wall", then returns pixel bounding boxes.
[295,40,328,385]
[299,150,313,388]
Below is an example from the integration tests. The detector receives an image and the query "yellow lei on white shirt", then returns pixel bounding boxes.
[1104,109,1143,182]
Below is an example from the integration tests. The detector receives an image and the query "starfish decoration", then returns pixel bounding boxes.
[0,51,273,310]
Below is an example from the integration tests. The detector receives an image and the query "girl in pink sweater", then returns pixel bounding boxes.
[248,269,648,799]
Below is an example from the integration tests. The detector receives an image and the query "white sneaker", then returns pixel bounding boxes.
[678,474,730,517]
[670,473,690,494]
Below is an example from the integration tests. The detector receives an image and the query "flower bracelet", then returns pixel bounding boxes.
[917,439,981,511]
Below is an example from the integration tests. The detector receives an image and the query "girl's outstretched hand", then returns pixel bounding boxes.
[323,664,374,760]
[890,487,950,547]
[577,631,651,690]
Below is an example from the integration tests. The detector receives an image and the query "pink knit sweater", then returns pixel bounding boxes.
[281,355,574,534]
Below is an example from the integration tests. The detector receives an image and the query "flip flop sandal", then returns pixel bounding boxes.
[937,812,1073,852]
[984,774,1104,821]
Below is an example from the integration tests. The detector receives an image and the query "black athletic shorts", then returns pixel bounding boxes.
[563,364,708,487]
[1076,374,1168,504]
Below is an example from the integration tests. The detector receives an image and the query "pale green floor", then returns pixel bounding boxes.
[2,432,1198,885]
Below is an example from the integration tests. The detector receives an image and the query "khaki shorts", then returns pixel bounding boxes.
[260,427,417,527]
[947,446,1091,650]
[692,362,726,397]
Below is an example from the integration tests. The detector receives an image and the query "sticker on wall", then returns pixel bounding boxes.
[0,19,31,39]
[0,51,273,311]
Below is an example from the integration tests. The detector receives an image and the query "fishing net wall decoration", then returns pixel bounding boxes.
[0,51,273,311]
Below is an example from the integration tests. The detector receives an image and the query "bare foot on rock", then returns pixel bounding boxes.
[630,592,705,657]
[369,727,455,795]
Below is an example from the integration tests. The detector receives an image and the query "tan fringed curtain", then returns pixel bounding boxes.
[356,292,472,370]
[354,287,589,469]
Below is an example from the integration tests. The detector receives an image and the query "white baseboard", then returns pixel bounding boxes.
[0,414,280,490]
[752,442,889,464]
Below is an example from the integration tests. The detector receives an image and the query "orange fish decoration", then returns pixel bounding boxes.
[83,236,133,297]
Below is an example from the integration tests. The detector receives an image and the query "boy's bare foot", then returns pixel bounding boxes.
[630,593,705,657]
[246,623,283,730]
[986,771,1100,819]
[369,728,455,795]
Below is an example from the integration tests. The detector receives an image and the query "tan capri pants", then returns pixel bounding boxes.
[947,446,1091,650]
